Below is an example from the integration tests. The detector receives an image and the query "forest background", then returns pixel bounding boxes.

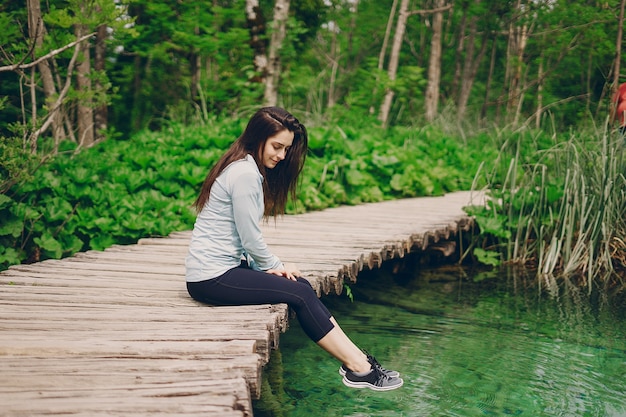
[1,0,625,288]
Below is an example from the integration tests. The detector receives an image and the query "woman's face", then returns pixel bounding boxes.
[261,129,294,169]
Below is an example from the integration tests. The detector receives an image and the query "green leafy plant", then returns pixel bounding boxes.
[0,116,496,271]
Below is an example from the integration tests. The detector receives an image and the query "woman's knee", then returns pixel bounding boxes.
[289,281,320,306]
[295,277,313,289]
[294,279,317,296]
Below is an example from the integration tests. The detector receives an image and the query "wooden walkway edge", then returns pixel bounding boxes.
[0,191,482,416]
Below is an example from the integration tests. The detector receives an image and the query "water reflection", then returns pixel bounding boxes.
[255,265,626,417]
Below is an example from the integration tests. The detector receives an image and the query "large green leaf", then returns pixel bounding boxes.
[90,233,116,251]
[475,214,511,239]
[0,194,13,210]
[0,215,23,238]
[0,247,21,265]
[474,248,501,267]
[43,199,74,223]
[345,168,369,187]
[34,233,63,259]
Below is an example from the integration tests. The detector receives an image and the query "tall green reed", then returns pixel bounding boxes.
[465,127,625,289]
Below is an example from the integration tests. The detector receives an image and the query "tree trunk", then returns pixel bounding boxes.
[451,6,468,99]
[505,0,529,125]
[424,0,445,122]
[75,21,94,147]
[131,55,144,132]
[535,56,543,129]
[611,0,625,120]
[29,67,37,153]
[94,23,107,141]
[190,54,199,102]
[481,37,497,122]
[264,0,290,107]
[327,27,339,109]
[345,0,360,71]
[370,0,398,115]
[26,0,66,150]
[456,15,489,121]
[246,0,268,83]
[190,7,201,104]
[379,0,409,126]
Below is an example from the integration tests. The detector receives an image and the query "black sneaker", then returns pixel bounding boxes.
[339,363,400,378]
[367,353,402,378]
[342,361,404,391]
[339,351,401,378]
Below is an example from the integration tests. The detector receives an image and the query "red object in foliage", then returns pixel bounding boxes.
[613,83,626,126]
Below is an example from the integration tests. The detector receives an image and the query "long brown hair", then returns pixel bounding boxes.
[193,107,308,217]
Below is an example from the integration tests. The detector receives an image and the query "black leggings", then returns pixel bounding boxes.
[186,265,335,342]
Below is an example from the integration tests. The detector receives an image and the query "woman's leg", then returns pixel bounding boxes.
[187,267,395,382]
[187,267,335,342]
[317,317,371,373]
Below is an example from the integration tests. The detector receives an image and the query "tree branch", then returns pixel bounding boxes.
[0,32,94,73]
[28,39,82,146]
[407,4,453,17]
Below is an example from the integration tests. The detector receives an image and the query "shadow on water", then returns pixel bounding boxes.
[254,260,626,417]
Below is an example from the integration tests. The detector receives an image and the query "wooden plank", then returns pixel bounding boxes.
[1,363,251,417]
[8,260,184,275]
[0,355,263,403]
[0,338,256,357]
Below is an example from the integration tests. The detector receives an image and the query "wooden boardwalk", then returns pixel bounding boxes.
[0,190,481,416]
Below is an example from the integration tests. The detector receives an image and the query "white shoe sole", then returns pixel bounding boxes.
[342,376,404,391]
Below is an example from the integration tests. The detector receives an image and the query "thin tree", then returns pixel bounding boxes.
[455,2,490,121]
[379,0,409,126]
[2,21,94,153]
[379,1,453,126]
[505,0,531,126]
[611,0,626,120]
[424,0,446,122]
[370,0,398,115]
[190,3,201,109]
[327,21,340,109]
[26,0,67,150]
[264,0,290,107]
[481,37,498,121]
[94,22,108,141]
[75,14,95,148]
[246,0,268,83]
[535,49,544,129]
[26,40,85,152]
[345,0,360,72]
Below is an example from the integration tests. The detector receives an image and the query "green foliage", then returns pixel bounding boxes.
[473,248,501,267]
[2,0,624,140]
[0,136,37,194]
[0,123,216,269]
[343,283,354,302]
[108,0,257,133]
[0,116,490,271]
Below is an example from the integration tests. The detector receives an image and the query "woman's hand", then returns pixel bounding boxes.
[267,263,301,281]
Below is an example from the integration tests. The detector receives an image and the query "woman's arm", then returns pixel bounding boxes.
[230,169,284,271]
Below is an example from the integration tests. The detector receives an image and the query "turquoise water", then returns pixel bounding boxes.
[255,266,626,417]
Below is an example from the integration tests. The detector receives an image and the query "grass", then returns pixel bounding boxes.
[465,124,626,290]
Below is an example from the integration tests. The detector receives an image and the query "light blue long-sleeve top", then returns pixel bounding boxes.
[185,154,283,282]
